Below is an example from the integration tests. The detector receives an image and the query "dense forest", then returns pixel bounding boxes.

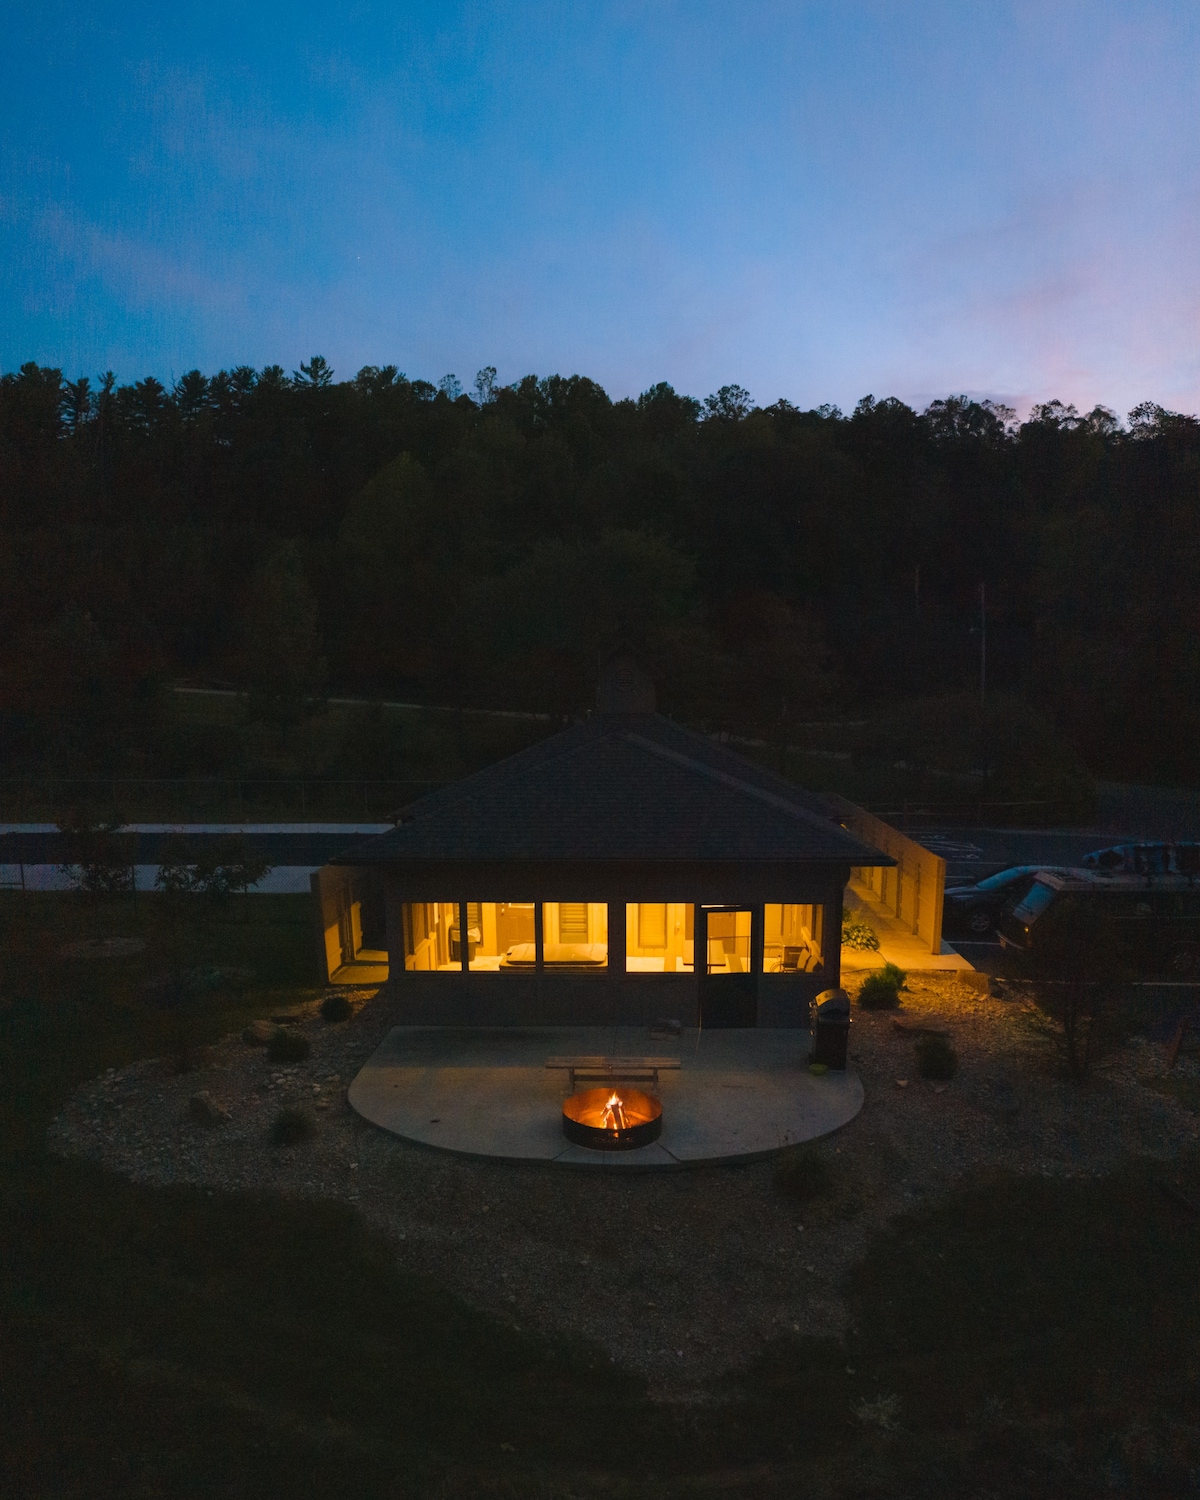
[1,358,1198,798]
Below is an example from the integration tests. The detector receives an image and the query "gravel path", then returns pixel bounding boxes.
[48,976,1199,1396]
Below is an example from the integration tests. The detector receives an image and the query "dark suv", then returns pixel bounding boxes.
[997,869,1200,976]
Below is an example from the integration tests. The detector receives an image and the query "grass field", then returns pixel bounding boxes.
[2,890,1198,1496]
[0,690,559,823]
[1,685,1095,825]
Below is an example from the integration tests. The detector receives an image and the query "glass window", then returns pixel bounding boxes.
[468,902,537,970]
[625,902,694,973]
[542,902,608,969]
[763,904,824,973]
[705,909,752,974]
[1011,882,1056,924]
[402,901,461,971]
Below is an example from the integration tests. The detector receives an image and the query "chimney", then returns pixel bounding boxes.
[596,649,657,714]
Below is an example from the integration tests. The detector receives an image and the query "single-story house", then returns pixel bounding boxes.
[313,654,893,1027]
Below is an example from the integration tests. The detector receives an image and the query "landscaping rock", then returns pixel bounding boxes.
[243,1019,279,1045]
[43,972,1200,1398]
[188,1091,230,1125]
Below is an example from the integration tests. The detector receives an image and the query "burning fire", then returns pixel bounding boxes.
[599,1091,627,1131]
[561,1085,662,1150]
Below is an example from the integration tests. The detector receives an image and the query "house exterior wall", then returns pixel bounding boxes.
[841,808,946,954]
[362,860,847,1028]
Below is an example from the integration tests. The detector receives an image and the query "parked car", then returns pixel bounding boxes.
[943,865,1075,938]
[1081,841,1200,876]
[997,868,1200,976]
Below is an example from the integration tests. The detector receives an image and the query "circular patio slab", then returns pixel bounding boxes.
[349,1025,863,1168]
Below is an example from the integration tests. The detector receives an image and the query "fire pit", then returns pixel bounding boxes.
[561,1086,663,1151]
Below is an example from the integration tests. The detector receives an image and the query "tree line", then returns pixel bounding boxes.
[1,357,1197,786]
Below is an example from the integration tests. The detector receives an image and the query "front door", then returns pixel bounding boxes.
[699,907,757,1027]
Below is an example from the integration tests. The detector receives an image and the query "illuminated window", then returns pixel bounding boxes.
[402,901,461,971]
[541,902,608,969]
[705,909,752,974]
[467,902,537,970]
[763,903,824,973]
[625,902,694,972]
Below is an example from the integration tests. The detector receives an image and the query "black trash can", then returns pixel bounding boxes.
[449,926,481,963]
[811,988,851,1070]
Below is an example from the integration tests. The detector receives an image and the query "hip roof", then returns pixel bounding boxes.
[335,712,892,868]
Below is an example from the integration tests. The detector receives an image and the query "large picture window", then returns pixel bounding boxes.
[763,903,823,972]
[402,901,611,972]
[402,901,460,971]
[625,902,694,972]
[541,902,608,970]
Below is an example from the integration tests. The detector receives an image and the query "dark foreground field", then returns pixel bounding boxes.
[2,892,1199,1498]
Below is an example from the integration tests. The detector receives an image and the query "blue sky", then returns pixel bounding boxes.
[3,1,1199,415]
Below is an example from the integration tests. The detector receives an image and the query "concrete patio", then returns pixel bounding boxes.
[348,1025,864,1168]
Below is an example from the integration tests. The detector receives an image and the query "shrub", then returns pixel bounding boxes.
[857,962,908,1010]
[858,972,901,1009]
[773,1150,833,1203]
[841,911,880,952]
[916,1033,958,1080]
[320,992,352,1023]
[267,1028,310,1063]
[270,1107,315,1146]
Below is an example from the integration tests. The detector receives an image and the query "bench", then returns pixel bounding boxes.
[544,1055,682,1092]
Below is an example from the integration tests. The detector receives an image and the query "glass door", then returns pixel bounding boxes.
[699,907,757,1027]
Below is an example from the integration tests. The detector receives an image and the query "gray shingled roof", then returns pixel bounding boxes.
[336,712,891,867]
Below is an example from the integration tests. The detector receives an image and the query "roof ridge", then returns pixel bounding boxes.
[622,731,849,834]
[650,718,835,806]
[399,717,612,822]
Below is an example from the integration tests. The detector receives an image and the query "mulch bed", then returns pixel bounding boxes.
[47,974,1199,1396]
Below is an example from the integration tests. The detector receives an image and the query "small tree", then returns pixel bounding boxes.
[57,813,135,931]
[1021,901,1130,1081]
[155,833,272,961]
[189,835,271,902]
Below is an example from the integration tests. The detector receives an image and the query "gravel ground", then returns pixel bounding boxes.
[48,975,1200,1397]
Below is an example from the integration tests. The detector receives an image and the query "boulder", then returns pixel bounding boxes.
[243,1019,279,1045]
[189,1091,230,1125]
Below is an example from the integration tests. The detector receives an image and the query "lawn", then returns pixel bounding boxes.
[2,891,1198,1497]
[0,689,560,822]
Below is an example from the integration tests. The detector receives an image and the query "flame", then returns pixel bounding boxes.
[599,1091,626,1132]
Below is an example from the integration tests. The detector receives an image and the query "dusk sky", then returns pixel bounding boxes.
[3,1,1199,416]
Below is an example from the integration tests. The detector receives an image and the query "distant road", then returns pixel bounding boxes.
[0,824,389,893]
[912,828,1115,884]
[910,782,1199,884]
[5,784,1197,898]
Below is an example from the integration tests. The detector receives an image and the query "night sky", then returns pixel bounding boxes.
[3,1,1198,414]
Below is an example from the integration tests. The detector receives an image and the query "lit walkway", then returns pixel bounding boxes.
[842,878,975,974]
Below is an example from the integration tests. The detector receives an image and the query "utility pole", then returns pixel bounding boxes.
[979,582,987,704]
